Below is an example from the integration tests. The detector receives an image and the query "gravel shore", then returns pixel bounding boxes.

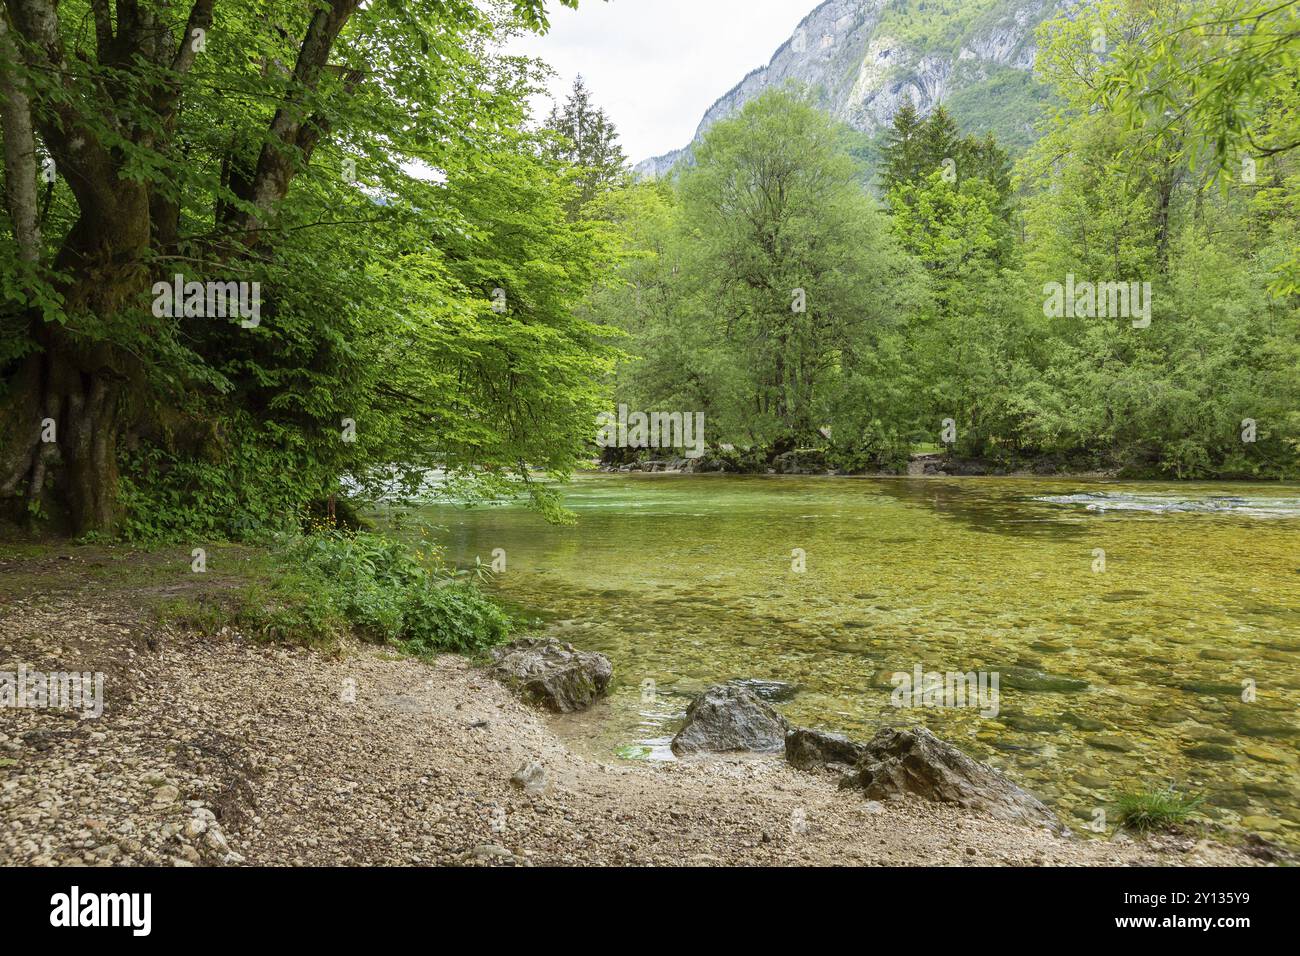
[0,553,1270,867]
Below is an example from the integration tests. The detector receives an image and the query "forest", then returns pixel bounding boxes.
[1,0,1296,549]
[594,7,1300,480]
[0,0,1298,883]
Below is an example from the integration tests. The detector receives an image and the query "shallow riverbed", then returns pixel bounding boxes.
[415,474,1300,840]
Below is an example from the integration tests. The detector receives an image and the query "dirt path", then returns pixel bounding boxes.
[0,549,1269,867]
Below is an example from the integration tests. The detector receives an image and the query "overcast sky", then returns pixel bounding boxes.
[506,0,817,163]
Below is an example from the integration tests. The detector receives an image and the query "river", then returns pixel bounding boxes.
[415,473,1300,840]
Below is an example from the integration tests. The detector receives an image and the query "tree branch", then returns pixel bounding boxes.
[228,0,361,240]
[170,0,214,75]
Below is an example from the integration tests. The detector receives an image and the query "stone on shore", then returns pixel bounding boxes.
[839,726,1065,832]
[489,637,612,713]
[510,761,548,795]
[785,727,867,771]
[671,684,789,755]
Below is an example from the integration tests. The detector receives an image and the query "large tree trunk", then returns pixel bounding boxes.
[40,336,129,535]
[2,320,141,537]
[1,184,149,533]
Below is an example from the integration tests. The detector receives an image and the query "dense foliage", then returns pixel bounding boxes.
[288,530,511,653]
[0,0,614,538]
[166,530,512,653]
[590,3,1300,479]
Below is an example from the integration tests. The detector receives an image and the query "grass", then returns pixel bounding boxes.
[2,530,515,656]
[1115,787,1205,833]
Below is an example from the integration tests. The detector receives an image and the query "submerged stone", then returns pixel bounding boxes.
[1241,815,1283,833]
[1244,744,1288,765]
[1074,773,1111,790]
[1230,708,1299,739]
[728,677,798,703]
[998,665,1089,693]
[998,712,1064,734]
[1175,680,1241,697]
[1205,789,1250,809]
[1060,712,1108,732]
[1182,744,1236,762]
[1244,781,1291,800]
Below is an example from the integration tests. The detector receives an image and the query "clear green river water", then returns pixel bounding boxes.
[415,474,1300,840]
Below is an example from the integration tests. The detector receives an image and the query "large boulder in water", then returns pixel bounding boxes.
[489,637,612,713]
[671,684,789,755]
[839,726,1065,831]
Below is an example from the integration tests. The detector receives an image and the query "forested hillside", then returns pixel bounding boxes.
[598,0,1300,480]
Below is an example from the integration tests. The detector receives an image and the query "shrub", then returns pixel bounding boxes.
[285,530,512,653]
[401,583,513,655]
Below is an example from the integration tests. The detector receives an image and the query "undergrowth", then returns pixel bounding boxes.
[158,528,511,654]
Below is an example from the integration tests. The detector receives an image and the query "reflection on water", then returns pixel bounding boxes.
[411,474,1300,840]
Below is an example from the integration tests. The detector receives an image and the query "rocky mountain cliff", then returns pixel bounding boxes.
[635,0,1073,178]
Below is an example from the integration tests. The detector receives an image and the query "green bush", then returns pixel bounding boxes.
[401,583,513,655]
[160,530,513,655]
[286,530,512,653]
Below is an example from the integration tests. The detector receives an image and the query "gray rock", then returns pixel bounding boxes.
[785,727,866,771]
[635,0,1060,179]
[489,637,612,713]
[466,844,514,864]
[510,761,547,795]
[683,454,725,473]
[839,726,1065,832]
[772,450,828,475]
[671,684,789,755]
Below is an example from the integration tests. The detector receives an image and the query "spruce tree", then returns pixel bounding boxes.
[881,101,926,192]
[545,76,629,213]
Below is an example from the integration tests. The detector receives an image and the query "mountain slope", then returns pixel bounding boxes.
[635,0,1072,177]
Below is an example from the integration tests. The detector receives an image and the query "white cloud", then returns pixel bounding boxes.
[505,0,816,163]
